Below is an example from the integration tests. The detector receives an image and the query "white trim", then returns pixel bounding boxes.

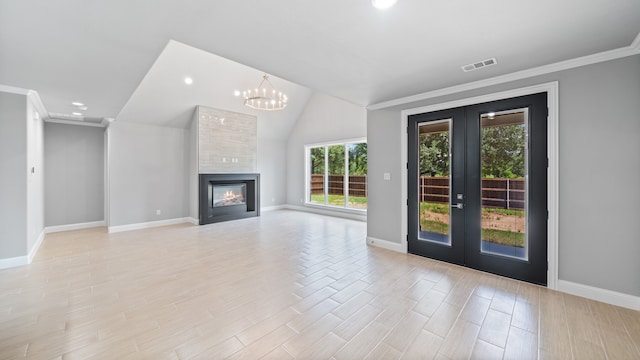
[367,236,403,253]
[558,280,640,311]
[400,81,559,290]
[0,256,28,270]
[285,204,367,222]
[108,217,195,233]
[369,36,640,110]
[27,230,45,263]
[185,217,199,225]
[26,90,48,120]
[305,137,367,148]
[632,31,640,52]
[261,205,287,212]
[44,118,105,128]
[44,220,106,234]
[0,84,29,95]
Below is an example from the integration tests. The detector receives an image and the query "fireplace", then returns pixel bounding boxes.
[199,173,259,225]
[212,184,246,207]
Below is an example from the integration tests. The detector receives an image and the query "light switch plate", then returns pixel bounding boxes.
[383,172,391,181]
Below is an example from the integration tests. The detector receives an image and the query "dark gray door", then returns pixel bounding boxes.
[408,93,548,285]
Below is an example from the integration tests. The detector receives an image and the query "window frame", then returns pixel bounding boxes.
[305,138,367,213]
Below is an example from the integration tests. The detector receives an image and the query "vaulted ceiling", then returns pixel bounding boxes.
[1,0,639,134]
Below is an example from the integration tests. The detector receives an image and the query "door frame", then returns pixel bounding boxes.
[400,81,559,289]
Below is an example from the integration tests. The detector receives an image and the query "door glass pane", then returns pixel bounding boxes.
[309,146,325,204]
[418,120,451,245]
[327,145,345,206]
[480,109,528,260]
[347,143,367,209]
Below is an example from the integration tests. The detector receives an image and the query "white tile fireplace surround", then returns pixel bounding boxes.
[195,106,259,224]
[197,106,257,174]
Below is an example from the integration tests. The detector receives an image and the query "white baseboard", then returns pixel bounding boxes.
[284,205,367,222]
[0,255,28,270]
[261,205,287,212]
[27,230,45,263]
[558,280,640,311]
[367,236,404,253]
[185,217,199,225]
[44,220,105,234]
[0,230,46,270]
[108,217,195,233]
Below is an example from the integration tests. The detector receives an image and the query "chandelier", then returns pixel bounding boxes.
[243,74,288,111]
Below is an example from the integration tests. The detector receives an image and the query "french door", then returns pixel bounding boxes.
[408,93,548,285]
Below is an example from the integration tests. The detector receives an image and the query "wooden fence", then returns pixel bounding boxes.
[420,176,525,209]
[311,174,367,197]
[311,175,524,209]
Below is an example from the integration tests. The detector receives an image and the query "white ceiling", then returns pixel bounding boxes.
[1,0,639,131]
[116,41,312,139]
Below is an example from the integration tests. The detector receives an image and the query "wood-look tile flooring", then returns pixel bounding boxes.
[1,210,639,359]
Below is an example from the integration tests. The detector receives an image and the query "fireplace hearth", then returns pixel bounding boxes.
[199,173,259,225]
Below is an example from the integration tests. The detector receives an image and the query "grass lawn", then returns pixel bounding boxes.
[420,202,525,247]
[310,194,367,208]
[419,202,524,217]
[420,219,525,247]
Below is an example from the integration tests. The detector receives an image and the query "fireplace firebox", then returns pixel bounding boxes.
[212,184,246,207]
[199,173,259,225]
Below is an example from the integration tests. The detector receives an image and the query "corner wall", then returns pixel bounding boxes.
[286,92,367,207]
[44,123,105,227]
[108,121,189,227]
[258,138,287,208]
[26,95,44,253]
[0,92,28,259]
[367,55,640,298]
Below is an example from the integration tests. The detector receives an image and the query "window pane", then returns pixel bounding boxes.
[347,143,367,209]
[327,145,345,206]
[480,109,528,260]
[418,120,451,245]
[309,146,325,204]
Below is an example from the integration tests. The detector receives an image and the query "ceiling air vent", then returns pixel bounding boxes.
[462,57,498,72]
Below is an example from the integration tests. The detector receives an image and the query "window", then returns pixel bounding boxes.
[306,140,367,210]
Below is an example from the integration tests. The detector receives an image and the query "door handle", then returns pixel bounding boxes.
[451,203,464,209]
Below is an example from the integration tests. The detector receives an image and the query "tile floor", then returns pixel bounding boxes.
[0,210,638,359]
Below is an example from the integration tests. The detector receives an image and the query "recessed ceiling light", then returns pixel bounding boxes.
[78,106,88,111]
[233,90,241,97]
[71,102,84,107]
[72,112,82,116]
[372,0,397,10]
[184,77,193,85]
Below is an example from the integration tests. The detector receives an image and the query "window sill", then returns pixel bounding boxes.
[300,202,367,221]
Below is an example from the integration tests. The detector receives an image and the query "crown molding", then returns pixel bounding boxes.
[368,32,640,110]
[632,31,640,52]
[44,118,106,128]
[27,90,49,120]
[0,84,29,95]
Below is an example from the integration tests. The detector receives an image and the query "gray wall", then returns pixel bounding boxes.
[367,55,640,297]
[258,138,287,208]
[0,92,27,258]
[108,121,188,227]
[188,111,199,219]
[44,122,105,227]
[286,92,367,206]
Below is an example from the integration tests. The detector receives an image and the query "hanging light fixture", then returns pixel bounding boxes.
[243,74,288,111]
